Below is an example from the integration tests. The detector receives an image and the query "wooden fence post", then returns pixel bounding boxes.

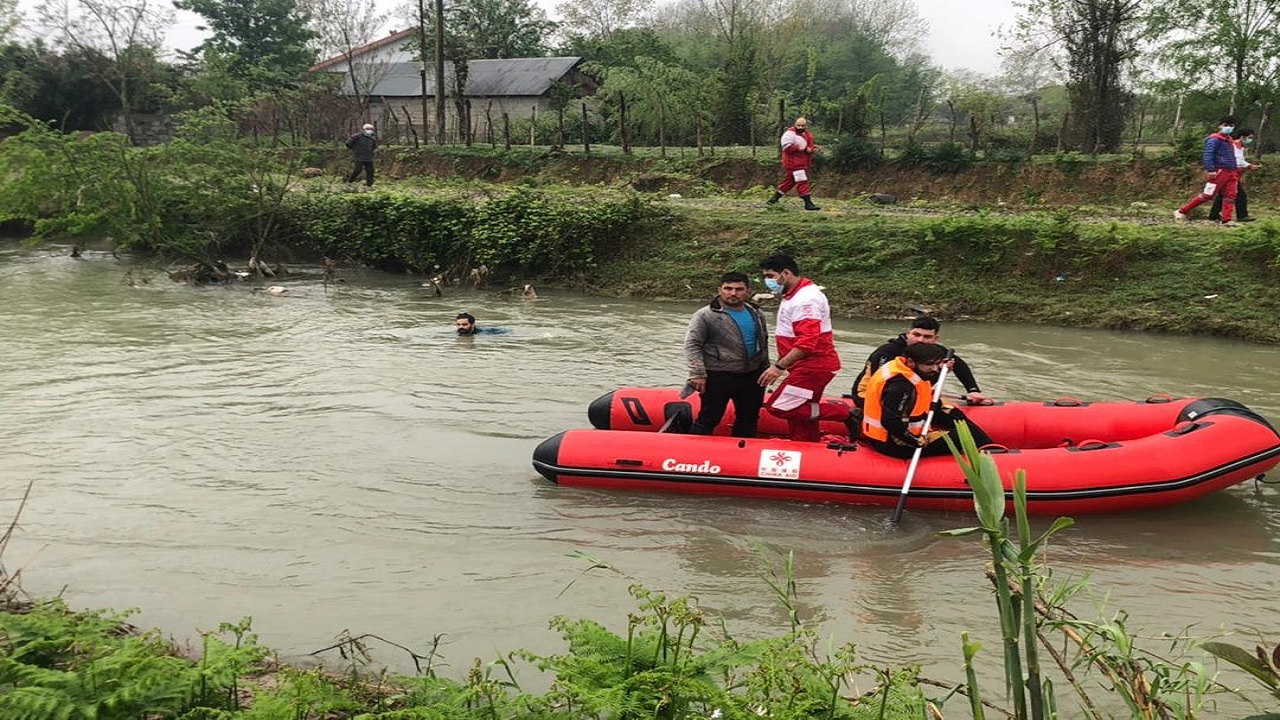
[619,92,630,155]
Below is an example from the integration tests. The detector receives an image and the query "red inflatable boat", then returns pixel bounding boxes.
[532,388,1280,515]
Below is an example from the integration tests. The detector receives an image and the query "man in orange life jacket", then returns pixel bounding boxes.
[755,254,857,442]
[861,342,993,459]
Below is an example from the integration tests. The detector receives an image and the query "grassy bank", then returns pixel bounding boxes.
[578,199,1280,343]
[4,115,1277,342]
[274,147,1280,343]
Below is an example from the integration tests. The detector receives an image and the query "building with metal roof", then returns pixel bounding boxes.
[312,30,597,144]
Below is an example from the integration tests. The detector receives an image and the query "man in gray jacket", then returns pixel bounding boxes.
[684,271,771,437]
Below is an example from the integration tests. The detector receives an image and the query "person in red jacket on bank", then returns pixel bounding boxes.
[1175,115,1241,225]
[767,117,822,210]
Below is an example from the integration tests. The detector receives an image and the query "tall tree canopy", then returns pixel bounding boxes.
[175,0,318,90]
[299,0,389,107]
[33,0,173,138]
[431,0,556,59]
[1010,0,1142,153]
[1145,0,1280,114]
[555,0,651,41]
[0,0,18,43]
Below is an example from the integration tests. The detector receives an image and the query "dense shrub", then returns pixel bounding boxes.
[894,140,930,169]
[923,143,971,174]
[279,188,652,278]
[824,134,883,172]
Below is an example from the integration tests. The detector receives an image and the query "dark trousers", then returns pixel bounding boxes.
[1210,182,1249,220]
[690,368,767,438]
[347,161,374,186]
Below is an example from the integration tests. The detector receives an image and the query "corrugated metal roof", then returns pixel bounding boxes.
[359,57,582,98]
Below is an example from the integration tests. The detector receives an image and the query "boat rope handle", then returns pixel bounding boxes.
[1144,393,1177,403]
[1074,439,1111,450]
[1052,397,1083,407]
[1170,421,1203,436]
[980,443,1011,454]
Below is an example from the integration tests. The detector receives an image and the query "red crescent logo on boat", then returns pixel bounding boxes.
[662,458,722,474]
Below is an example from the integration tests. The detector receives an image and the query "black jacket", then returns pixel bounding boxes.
[345,132,377,162]
[851,333,981,403]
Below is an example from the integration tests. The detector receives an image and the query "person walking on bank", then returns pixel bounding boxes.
[767,117,822,210]
[1210,128,1260,222]
[1176,115,1240,225]
[345,123,378,187]
[684,272,771,438]
[756,254,857,442]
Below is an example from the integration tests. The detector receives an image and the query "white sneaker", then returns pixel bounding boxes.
[1221,220,1238,227]
[1174,211,1188,221]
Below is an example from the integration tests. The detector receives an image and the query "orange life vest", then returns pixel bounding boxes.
[861,357,933,442]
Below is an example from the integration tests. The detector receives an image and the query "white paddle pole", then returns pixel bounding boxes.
[890,353,952,526]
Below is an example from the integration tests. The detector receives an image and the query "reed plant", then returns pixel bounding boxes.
[940,422,1237,719]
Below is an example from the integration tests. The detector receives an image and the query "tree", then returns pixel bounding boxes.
[0,0,19,43]
[34,0,172,140]
[174,0,318,92]
[1012,0,1142,153]
[558,26,677,67]
[999,44,1063,153]
[1144,0,1280,116]
[555,0,652,41]
[441,0,555,59]
[299,0,389,112]
[595,55,702,151]
[656,0,767,144]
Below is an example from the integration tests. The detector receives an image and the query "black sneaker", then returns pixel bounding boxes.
[1239,217,1257,223]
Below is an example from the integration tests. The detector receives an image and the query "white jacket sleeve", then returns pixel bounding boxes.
[780,130,807,151]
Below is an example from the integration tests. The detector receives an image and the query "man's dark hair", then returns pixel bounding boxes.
[910,316,941,332]
[903,342,948,363]
[1235,127,1255,139]
[760,254,799,275]
[456,312,476,323]
[720,271,750,285]
[1219,115,1238,126]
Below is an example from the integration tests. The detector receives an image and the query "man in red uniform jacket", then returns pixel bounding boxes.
[766,117,821,210]
[756,254,856,442]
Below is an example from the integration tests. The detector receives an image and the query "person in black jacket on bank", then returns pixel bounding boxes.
[851,316,990,407]
[345,123,377,186]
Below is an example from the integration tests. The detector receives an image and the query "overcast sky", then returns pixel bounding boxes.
[912,0,1017,75]
[13,0,1016,75]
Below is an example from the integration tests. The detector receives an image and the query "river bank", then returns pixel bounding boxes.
[581,198,1280,343]
[280,147,1280,343]
[6,135,1278,342]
